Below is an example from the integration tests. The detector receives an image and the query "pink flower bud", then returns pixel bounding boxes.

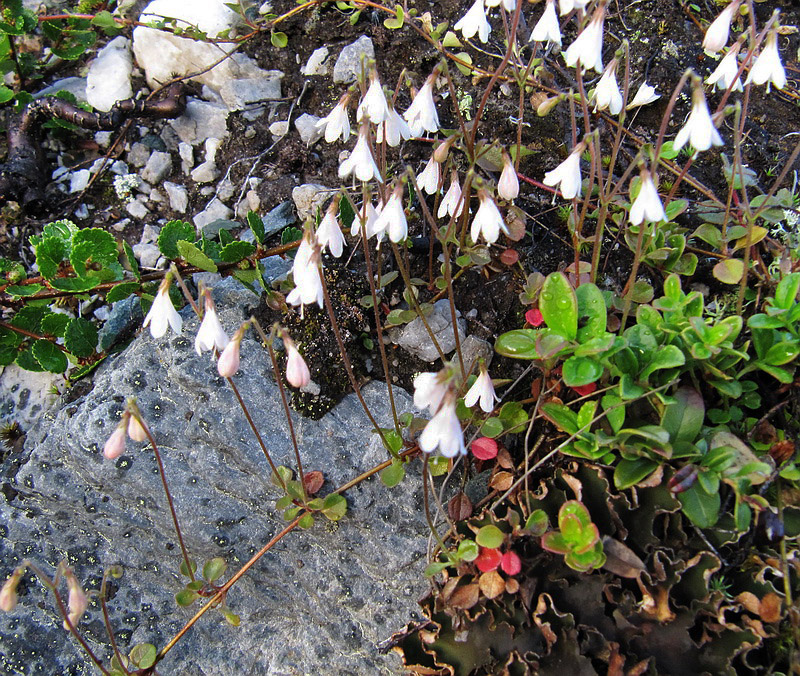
[0,567,24,612]
[218,323,248,378]
[103,422,127,460]
[63,569,88,630]
[127,415,148,442]
[284,338,311,389]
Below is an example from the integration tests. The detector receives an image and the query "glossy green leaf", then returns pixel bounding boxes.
[540,272,577,340]
[562,355,603,387]
[678,483,720,528]
[177,240,218,272]
[475,524,504,548]
[220,241,256,263]
[106,282,140,304]
[202,557,227,583]
[158,220,195,259]
[660,386,703,443]
[576,282,606,341]
[321,493,347,521]
[639,345,685,380]
[129,643,157,669]
[614,458,659,490]
[64,318,98,358]
[380,459,405,487]
[32,340,68,373]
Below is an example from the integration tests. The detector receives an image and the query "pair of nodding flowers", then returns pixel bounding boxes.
[413,361,499,458]
[141,277,310,386]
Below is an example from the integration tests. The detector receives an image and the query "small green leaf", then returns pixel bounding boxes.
[480,417,504,438]
[475,524,504,548]
[179,559,197,578]
[576,282,606,341]
[660,386,704,443]
[220,241,256,263]
[123,241,140,280]
[562,355,603,387]
[128,643,157,669]
[158,220,196,259]
[639,345,685,380]
[91,10,122,35]
[220,608,241,626]
[247,211,265,244]
[524,509,549,536]
[176,240,218,272]
[381,429,404,454]
[271,31,288,47]
[658,141,679,160]
[64,318,98,358]
[614,458,659,490]
[456,539,479,562]
[321,493,347,521]
[32,340,68,373]
[35,236,68,280]
[380,460,405,487]
[424,561,451,576]
[298,513,314,529]
[713,258,744,285]
[428,456,449,476]
[494,329,541,359]
[41,313,70,337]
[202,557,227,583]
[175,588,199,606]
[540,272,577,340]
[106,282,141,304]
[678,483,720,528]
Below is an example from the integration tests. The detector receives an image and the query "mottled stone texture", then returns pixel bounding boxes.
[0,280,427,675]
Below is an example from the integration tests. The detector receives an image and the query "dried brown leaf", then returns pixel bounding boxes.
[496,447,514,469]
[601,537,647,579]
[448,492,473,521]
[489,471,514,492]
[303,471,324,495]
[562,473,583,500]
[479,570,505,599]
[759,592,782,623]
[737,591,761,615]
[449,582,480,609]
[504,577,519,594]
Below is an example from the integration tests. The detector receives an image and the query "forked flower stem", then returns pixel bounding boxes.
[99,568,129,675]
[135,414,196,583]
[250,318,306,495]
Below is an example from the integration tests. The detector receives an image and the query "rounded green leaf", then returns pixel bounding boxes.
[613,458,659,490]
[713,258,744,285]
[456,539,479,562]
[202,557,227,583]
[524,509,549,536]
[32,340,68,373]
[129,643,157,669]
[428,455,449,476]
[475,524,504,549]
[561,355,603,387]
[322,493,347,521]
[64,317,98,358]
[380,460,405,487]
[494,329,540,359]
[678,483,720,528]
[174,589,199,607]
[539,272,577,340]
[298,513,314,529]
[576,282,606,341]
[480,417,504,438]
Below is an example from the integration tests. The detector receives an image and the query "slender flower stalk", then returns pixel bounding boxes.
[143,274,182,339]
[745,28,786,91]
[530,0,561,48]
[702,0,741,55]
[404,70,440,136]
[352,198,380,238]
[454,0,491,43]
[564,2,605,73]
[629,167,667,225]
[417,156,441,195]
[498,151,519,201]
[316,198,346,258]
[194,286,230,355]
[438,172,465,219]
[592,59,623,115]
[315,92,351,143]
[673,76,723,152]
[217,322,248,378]
[626,81,661,109]
[543,142,585,199]
[463,362,499,413]
[471,189,508,244]
[706,41,743,92]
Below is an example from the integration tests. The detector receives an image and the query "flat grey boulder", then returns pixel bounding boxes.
[0,279,427,675]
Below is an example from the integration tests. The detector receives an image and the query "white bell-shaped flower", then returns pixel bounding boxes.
[463,363,499,413]
[143,275,183,339]
[373,183,407,243]
[316,200,346,258]
[419,398,466,458]
[315,93,351,144]
[338,127,383,183]
[454,0,492,43]
[404,72,440,136]
[543,143,584,199]
[592,59,623,115]
[357,73,391,124]
[673,78,723,152]
[471,189,508,244]
[564,4,605,73]
[194,287,229,355]
[497,152,519,201]
[417,156,441,195]
[702,0,740,55]
[626,81,661,109]
[438,173,465,219]
[745,29,786,91]
[706,43,743,92]
[286,232,324,310]
[629,168,667,225]
[376,105,413,147]
[530,0,562,47]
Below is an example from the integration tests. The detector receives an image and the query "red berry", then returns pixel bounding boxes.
[525,308,544,327]
[471,437,498,460]
[475,547,502,573]
[500,550,521,576]
[571,382,597,396]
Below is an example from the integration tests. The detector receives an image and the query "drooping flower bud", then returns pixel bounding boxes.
[103,413,129,460]
[63,568,88,631]
[218,322,249,378]
[0,566,25,612]
[702,0,741,55]
[195,286,230,356]
[497,151,519,201]
[282,332,311,389]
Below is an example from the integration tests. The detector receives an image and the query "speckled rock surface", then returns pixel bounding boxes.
[0,278,427,675]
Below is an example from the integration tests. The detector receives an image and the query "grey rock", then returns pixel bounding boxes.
[140,223,161,245]
[178,142,195,173]
[389,299,467,363]
[170,99,230,146]
[69,169,91,193]
[127,142,151,168]
[1,278,426,675]
[85,36,133,112]
[133,242,161,269]
[194,199,234,236]
[125,198,150,220]
[333,36,375,84]
[190,162,219,184]
[268,120,289,138]
[163,182,189,213]
[141,151,172,184]
[262,201,296,238]
[460,335,494,372]
[303,46,330,76]
[218,72,283,110]
[98,294,144,352]
[295,113,324,146]
[292,183,334,222]
[34,76,87,103]
[0,364,63,430]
